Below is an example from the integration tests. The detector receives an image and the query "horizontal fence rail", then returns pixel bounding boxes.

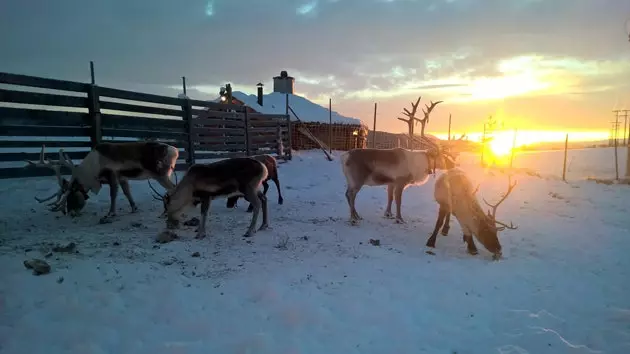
[0,71,292,179]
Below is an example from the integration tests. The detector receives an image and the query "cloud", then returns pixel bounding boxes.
[1,0,630,133]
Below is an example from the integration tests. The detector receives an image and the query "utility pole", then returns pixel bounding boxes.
[613,109,630,146]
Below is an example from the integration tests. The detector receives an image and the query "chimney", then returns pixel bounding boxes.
[256,83,264,106]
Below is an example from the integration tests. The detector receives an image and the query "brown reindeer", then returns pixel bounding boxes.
[31,141,179,223]
[340,146,456,225]
[225,154,283,212]
[426,168,518,260]
[153,157,270,239]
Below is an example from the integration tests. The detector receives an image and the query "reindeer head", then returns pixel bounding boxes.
[424,139,458,172]
[148,172,181,221]
[24,145,88,216]
[472,176,518,260]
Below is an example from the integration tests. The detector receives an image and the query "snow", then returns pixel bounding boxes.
[1,149,630,354]
[231,91,363,125]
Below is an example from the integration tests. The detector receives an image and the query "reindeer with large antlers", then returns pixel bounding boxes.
[397,96,443,150]
[24,146,86,216]
[426,169,518,260]
[25,141,179,223]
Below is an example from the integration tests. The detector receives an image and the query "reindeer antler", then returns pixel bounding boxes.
[24,145,70,205]
[421,100,443,124]
[482,176,518,230]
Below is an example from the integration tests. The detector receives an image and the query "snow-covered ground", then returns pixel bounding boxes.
[1,150,630,354]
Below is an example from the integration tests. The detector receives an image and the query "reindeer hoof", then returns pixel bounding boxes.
[130,206,139,213]
[243,231,255,238]
[384,212,394,219]
[395,218,405,224]
[99,216,114,224]
[258,223,269,231]
[426,241,436,248]
[468,248,479,256]
[441,228,449,236]
[195,232,206,239]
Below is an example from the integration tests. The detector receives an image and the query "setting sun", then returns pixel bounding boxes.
[488,134,515,157]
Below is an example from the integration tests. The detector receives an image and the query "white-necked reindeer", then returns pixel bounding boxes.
[26,142,179,223]
[152,157,270,239]
[340,143,456,225]
[426,168,518,260]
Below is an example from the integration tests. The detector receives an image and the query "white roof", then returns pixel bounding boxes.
[231,91,363,125]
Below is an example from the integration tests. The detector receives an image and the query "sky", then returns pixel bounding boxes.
[2,0,630,142]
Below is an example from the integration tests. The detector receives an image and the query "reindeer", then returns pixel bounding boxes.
[24,146,86,216]
[29,141,179,223]
[426,168,518,260]
[340,145,456,225]
[225,154,284,212]
[152,157,270,239]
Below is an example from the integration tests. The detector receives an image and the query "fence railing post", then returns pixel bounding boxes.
[276,123,282,157]
[87,84,102,146]
[182,99,195,166]
[244,109,251,156]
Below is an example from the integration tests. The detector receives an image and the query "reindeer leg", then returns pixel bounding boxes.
[461,225,478,255]
[426,206,447,248]
[258,190,269,231]
[99,171,119,224]
[226,196,239,209]
[195,197,211,239]
[272,177,283,205]
[119,179,138,213]
[394,182,406,224]
[243,187,263,237]
[345,186,362,225]
[384,184,395,219]
[247,181,268,213]
[441,212,451,236]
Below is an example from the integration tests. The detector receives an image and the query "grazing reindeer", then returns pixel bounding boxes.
[226,154,284,212]
[340,146,456,225]
[40,141,178,223]
[24,146,86,216]
[154,157,270,238]
[426,168,518,260]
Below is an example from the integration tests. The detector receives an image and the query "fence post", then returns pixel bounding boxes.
[244,109,251,156]
[285,93,292,160]
[181,99,195,166]
[276,123,282,156]
[87,84,102,147]
[372,102,377,148]
[562,133,568,182]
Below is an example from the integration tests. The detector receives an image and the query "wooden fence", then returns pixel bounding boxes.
[0,72,291,179]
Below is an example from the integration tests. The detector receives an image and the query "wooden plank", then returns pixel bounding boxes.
[0,125,89,137]
[188,99,245,112]
[196,144,246,152]
[101,114,185,131]
[252,137,279,144]
[195,151,246,160]
[0,72,88,93]
[250,127,279,134]
[0,107,89,127]
[101,128,187,140]
[0,88,88,108]
[100,101,183,117]
[248,113,288,120]
[0,150,89,162]
[98,86,182,106]
[251,142,277,149]
[250,120,288,127]
[191,109,245,120]
[194,136,245,144]
[0,140,91,148]
[192,127,244,136]
[195,118,244,128]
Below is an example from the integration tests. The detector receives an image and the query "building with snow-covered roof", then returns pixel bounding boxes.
[220,71,368,151]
